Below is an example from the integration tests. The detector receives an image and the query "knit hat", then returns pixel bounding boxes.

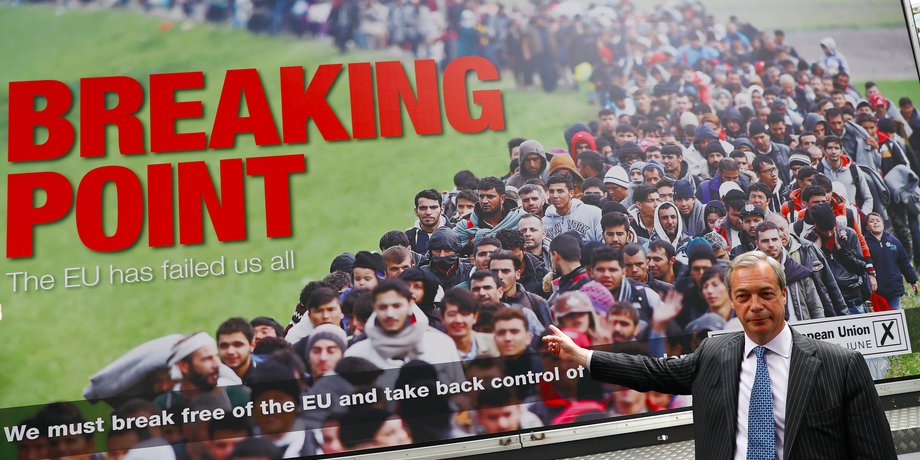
[428,228,460,252]
[703,140,726,159]
[306,324,348,352]
[702,231,729,251]
[553,291,595,320]
[680,111,699,128]
[748,120,768,137]
[353,251,385,278]
[548,153,584,180]
[788,153,811,167]
[643,160,666,176]
[695,125,719,141]
[330,252,355,273]
[630,161,648,174]
[810,202,837,231]
[733,137,755,151]
[674,180,695,200]
[687,239,718,265]
[604,165,630,188]
[579,281,615,315]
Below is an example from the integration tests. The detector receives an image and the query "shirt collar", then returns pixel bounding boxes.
[743,321,792,359]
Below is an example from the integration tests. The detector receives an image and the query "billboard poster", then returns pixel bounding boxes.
[3,0,920,458]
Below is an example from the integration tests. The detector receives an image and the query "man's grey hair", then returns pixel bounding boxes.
[519,184,546,199]
[724,250,786,295]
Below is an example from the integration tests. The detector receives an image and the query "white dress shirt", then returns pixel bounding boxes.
[735,323,792,460]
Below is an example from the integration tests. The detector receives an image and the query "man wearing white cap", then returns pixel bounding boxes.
[603,165,632,207]
[155,332,250,410]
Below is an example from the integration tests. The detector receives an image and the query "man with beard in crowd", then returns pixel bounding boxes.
[661,144,701,190]
[603,165,632,206]
[518,184,548,217]
[156,333,250,410]
[588,246,660,325]
[623,243,672,296]
[490,250,552,328]
[602,211,647,250]
[506,140,550,188]
[407,189,447,254]
[628,184,659,239]
[456,177,527,253]
[647,240,679,286]
[495,229,549,298]
[519,213,551,269]
[750,119,792,185]
[651,201,690,250]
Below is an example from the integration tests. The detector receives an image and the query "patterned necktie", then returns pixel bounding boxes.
[747,346,775,460]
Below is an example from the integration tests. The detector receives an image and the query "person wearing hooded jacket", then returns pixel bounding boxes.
[398,267,445,332]
[543,174,603,243]
[569,130,597,162]
[422,228,474,290]
[673,180,706,236]
[815,135,874,215]
[650,201,690,251]
[506,140,550,188]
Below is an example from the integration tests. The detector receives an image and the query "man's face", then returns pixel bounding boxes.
[456,198,476,218]
[471,276,503,303]
[415,197,442,230]
[752,132,771,152]
[406,280,425,304]
[727,206,742,229]
[309,338,343,377]
[646,149,663,164]
[583,186,605,200]
[309,299,344,327]
[490,259,519,292]
[658,206,680,238]
[638,192,660,218]
[720,168,740,183]
[253,325,278,345]
[799,134,817,149]
[547,183,573,210]
[623,251,648,283]
[757,229,784,260]
[386,256,413,279]
[352,267,379,290]
[630,167,643,183]
[749,191,769,212]
[733,154,750,171]
[823,141,843,163]
[769,122,785,141]
[661,153,680,173]
[494,318,531,357]
[867,215,884,234]
[647,248,673,280]
[730,262,787,344]
[901,103,915,120]
[217,332,252,372]
[828,115,844,136]
[474,244,499,271]
[831,92,846,108]
[674,196,694,216]
[183,346,220,390]
[479,188,505,217]
[616,131,637,145]
[805,194,829,212]
[518,217,545,251]
[604,225,629,250]
[643,168,662,186]
[757,161,778,188]
[608,313,638,342]
[742,215,763,238]
[442,303,476,341]
[575,141,591,154]
[591,260,624,291]
[861,121,878,140]
[676,95,692,112]
[477,405,522,434]
[519,191,545,215]
[600,114,617,132]
[689,259,713,285]
[374,290,412,333]
[606,183,629,202]
[658,185,674,203]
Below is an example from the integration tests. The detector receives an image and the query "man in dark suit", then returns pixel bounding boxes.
[544,250,895,459]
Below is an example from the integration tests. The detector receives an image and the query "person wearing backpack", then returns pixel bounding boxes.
[816,135,874,215]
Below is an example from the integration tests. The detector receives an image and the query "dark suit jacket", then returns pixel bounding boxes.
[590,329,895,459]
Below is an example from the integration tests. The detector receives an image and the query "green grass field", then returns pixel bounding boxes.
[2,0,920,414]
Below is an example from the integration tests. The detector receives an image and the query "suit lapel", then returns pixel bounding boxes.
[783,330,821,459]
[718,333,744,455]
